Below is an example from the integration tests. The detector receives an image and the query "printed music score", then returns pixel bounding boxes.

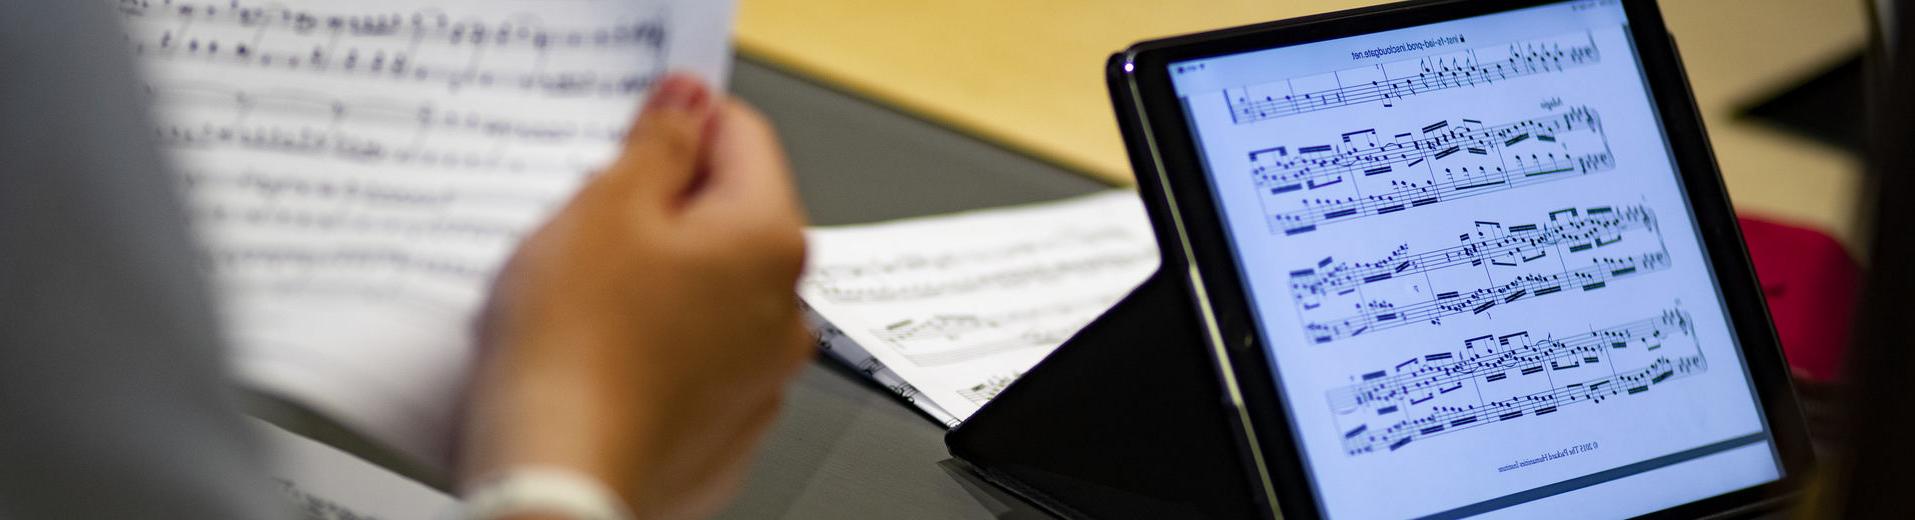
[799,192,1159,423]
[1251,106,1612,235]
[1327,308,1703,455]
[1295,205,1668,344]
[1176,7,1782,515]
[117,0,740,464]
[1226,31,1600,124]
[123,0,685,308]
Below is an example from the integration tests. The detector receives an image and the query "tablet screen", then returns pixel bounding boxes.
[1167,1,1783,518]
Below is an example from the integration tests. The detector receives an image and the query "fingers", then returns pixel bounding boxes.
[779,320,816,380]
[698,100,802,219]
[596,73,718,208]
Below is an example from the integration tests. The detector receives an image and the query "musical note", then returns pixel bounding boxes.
[1327,308,1703,455]
[1249,106,1612,235]
[957,371,1024,405]
[1226,31,1601,124]
[1294,205,1669,344]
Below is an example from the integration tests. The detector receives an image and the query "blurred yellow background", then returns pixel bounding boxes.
[737,0,1871,249]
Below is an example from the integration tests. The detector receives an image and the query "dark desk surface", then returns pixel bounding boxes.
[250,54,1108,520]
[715,57,1106,519]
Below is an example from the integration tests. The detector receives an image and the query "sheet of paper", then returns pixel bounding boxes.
[807,313,963,426]
[252,419,457,520]
[799,191,1160,422]
[119,0,739,465]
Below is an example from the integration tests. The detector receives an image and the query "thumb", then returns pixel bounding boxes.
[598,73,717,206]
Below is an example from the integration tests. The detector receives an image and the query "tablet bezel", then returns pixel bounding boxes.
[1109,0,1815,517]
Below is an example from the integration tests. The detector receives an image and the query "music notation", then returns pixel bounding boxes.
[116,0,736,463]
[273,478,376,520]
[158,121,581,173]
[1249,106,1612,235]
[809,312,964,427]
[1226,31,1600,124]
[121,0,669,97]
[177,169,551,209]
[957,371,1023,406]
[1170,7,1786,514]
[119,0,687,308]
[194,205,522,242]
[1327,308,1703,455]
[1295,205,1668,344]
[803,227,1155,304]
[1290,204,1656,305]
[866,293,1127,366]
[214,245,489,280]
[119,0,666,50]
[152,84,631,144]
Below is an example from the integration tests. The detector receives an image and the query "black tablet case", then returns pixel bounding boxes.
[942,54,1269,519]
[943,269,1261,519]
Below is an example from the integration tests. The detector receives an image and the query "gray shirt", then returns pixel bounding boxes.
[0,2,286,518]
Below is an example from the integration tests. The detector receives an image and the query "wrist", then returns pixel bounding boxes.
[464,336,662,515]
[461,466,637,520]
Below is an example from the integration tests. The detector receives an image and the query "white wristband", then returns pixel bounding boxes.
[459,467,636,520]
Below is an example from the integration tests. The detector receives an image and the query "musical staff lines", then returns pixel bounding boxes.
[152,83,629,142]
[118,0,697,314]
[809,313,964,427]
[867,293,1127,366]
[118,0,666,49]
[1226,31,1600,124]
[957,371,1023,405]
[158,121,569,173]
[1250,106,1612,235]
[121,0,669,97]
[146,82,627,178]
[803,227,1155,304]
[1327,308,1703,455]
[1294,205,1668,344]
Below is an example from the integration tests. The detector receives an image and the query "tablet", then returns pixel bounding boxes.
[1109,0,1813,518]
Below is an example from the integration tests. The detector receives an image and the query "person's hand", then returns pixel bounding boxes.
[460,73,813,520]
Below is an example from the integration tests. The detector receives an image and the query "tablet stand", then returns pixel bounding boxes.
[944,268,1267,519]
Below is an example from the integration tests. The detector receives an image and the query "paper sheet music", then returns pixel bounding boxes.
[252,419,456,520]
[799,192,1159,423]
[120,0,739,465]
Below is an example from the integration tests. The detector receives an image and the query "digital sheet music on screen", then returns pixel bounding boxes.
[1169,2,1781,518]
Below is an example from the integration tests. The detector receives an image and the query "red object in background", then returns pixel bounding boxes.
[1738,216,1860,382]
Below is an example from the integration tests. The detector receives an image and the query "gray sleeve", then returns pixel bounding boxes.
[0,2,288,518]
